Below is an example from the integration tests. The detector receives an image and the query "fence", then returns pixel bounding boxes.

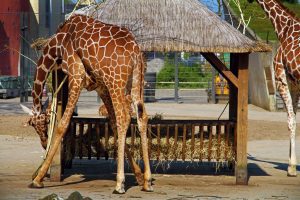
[76,52,230,104]
[66,117,236,164]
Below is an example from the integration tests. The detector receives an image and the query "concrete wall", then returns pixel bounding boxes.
[249,44,278,111]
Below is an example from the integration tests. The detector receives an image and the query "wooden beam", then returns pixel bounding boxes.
[50,69,68,181]
[50,101,62,181]
[201,52,238,88]
[229,54,238,121]
[230,53,249,185]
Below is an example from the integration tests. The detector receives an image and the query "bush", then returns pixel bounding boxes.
[156,58,212,89]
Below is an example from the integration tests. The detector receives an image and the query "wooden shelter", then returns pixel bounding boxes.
[52,0,271,185]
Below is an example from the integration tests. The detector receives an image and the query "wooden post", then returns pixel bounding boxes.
[50,69,68,181]
[174,52,179,103]
[50,101,62,181]
[230,53,249,185]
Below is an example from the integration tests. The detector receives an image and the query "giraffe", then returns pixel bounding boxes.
[248,0,300,176]
[22,14,153,193]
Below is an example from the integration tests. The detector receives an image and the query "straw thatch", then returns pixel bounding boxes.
[68,0,271,53]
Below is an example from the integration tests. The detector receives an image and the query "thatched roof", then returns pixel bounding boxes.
[67,0,271,53]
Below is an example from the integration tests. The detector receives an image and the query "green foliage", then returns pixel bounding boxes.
[156,58,212,89]
[228,0,300,42]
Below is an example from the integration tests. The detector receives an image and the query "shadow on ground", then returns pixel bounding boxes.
[52,157,274,190]
[248,154,300,173]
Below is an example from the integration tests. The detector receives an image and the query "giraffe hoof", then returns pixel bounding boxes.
[287,165,297,177]
[142,180,153,192]
[29,180,44,188]
[113,187,125,194]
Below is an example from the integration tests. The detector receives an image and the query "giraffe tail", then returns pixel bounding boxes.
[131,51,147,119]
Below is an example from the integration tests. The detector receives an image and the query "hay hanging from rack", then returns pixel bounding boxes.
[75,136,235,162]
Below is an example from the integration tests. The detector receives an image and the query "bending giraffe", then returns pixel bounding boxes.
[249,0,300,176]
[22,15,153,193]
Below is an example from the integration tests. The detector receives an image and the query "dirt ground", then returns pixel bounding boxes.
[0,114,300,200]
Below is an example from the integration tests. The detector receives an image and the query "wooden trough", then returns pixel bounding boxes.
[65,118,236,163]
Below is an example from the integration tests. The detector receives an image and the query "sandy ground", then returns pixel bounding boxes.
[0,101,300,199]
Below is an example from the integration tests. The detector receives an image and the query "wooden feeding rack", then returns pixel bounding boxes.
[67,117,237,163]
[49,52,250,186]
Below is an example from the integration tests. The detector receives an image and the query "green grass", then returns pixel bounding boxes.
[156,59,212,89]
[228,0,300,42]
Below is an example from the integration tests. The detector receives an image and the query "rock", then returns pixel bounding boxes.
[39,193,64,200]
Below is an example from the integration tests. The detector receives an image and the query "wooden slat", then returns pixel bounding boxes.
[191,124,195,159]
[95,123,101,160]
[105,123,109,150]
[182,124,187,161]
[87,124,92,160]
[208,126,212,161]
[217,125,221,161]
[131,124,135,154]
[157,124,161,160]
[173,124,178,161]
[113,123,117,159]
[69,121,76,166]
[166,125,170,160]
[225,124,230,160]
[78,123,84,159]
[199,125,204,161]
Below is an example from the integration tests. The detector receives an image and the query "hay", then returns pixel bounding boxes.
[75,135,235,163]
[31,37,50,50]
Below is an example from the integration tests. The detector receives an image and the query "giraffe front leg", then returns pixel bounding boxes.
[31,54,85,188]
[287,86,299,177]
[31,86,82,188]
[275,62,297,177]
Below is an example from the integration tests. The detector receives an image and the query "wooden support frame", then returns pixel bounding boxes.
[230,53,249,185]
[50,69,68,181]
[202,52,249,184]
[201,53,238,88]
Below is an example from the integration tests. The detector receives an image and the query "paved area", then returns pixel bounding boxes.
[0,97,295,123]
[0,97,300,199]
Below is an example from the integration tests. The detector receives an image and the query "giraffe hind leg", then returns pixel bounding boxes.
[96,87,144,186]
[114,95,131,194]
[131,96,153,192]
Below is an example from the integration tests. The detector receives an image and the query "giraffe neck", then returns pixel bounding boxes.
[32,34,66,114]
[256,0,297,43]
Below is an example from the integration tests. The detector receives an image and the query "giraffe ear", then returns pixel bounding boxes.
[20,104,34,116]
[42,97,50,113]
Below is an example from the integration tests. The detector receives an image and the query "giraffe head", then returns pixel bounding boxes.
[21,99,51,149]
